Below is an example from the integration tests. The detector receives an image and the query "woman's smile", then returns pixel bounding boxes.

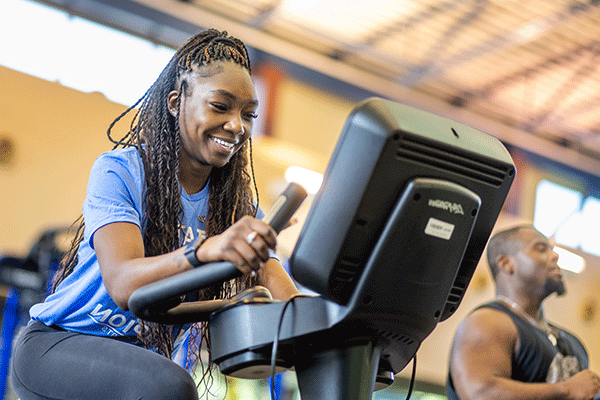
[210,135,238,153]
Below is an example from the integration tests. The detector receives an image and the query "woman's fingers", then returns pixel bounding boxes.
[232,237,266,274]
[196,216,276,275]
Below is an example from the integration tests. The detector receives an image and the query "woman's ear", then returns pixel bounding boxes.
[167,90,179,117]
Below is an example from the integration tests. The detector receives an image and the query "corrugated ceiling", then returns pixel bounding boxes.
[36,0,600,176]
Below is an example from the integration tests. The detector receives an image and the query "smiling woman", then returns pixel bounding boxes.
[10,28,299,400]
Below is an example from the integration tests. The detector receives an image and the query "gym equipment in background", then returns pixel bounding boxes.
[0,227,72,399]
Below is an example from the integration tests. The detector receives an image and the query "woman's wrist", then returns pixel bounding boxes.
[184,233,207,268]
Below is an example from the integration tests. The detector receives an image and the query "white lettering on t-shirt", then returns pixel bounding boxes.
[123,319,138,334]
[90,303,111,322]
[88,303,140,336]
[108,314,127,327]
[183,226,194,245]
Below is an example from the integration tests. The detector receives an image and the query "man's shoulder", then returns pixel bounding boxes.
[469,301,513,321]
[457,302,518,341]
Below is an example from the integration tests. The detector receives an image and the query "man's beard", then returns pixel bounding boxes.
[544,277,566,297]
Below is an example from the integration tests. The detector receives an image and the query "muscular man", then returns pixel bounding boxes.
[447,224,600,400]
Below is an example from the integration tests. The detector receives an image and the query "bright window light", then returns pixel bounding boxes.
[0,0,175,106]
[534,179,600,264]
[0,0,69,81]
[285,166,323,194]
[580,197,600,257]
[554,246,585,274]
[534,180,582,248]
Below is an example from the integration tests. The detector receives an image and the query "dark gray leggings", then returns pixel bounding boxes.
[11,321,199,400]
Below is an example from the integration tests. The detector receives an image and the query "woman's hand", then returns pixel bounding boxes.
[195,215,277,275]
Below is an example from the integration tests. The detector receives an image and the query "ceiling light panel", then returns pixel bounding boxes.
[277,0,423,43]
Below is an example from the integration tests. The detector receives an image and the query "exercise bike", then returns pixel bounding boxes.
[129,98,516,400]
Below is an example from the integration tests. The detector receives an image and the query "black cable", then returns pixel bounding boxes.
[270,296,296,400]
[405,353,417,400]
[269,296,416,400]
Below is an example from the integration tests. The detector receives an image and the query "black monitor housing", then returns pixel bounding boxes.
[286,97,515,377]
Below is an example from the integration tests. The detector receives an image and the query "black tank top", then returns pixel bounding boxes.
[446,301,588,400]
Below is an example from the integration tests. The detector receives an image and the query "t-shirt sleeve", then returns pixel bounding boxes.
[82,151,145,249]
[256,207,265,220]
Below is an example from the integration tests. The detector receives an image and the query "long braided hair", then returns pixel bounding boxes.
[52,28,260,375]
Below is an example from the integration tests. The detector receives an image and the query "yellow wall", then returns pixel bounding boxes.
[273,78,354,161]
[0,66,129,254]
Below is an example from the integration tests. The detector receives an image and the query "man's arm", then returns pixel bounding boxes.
[449,307,600,400]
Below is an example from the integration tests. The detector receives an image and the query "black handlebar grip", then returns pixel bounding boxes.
[263,182,307,234]
[128,182,308,323]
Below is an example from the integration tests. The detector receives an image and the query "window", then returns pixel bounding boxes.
[534,179,600,258]
[0,0,175,106]
[580,197,600,256]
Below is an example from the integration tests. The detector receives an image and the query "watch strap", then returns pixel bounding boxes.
[184,233,207,268]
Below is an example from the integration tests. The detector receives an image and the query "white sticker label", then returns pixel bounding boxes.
[424,217,455,240]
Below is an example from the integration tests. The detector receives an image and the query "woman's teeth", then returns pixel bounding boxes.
[212,137,235,149]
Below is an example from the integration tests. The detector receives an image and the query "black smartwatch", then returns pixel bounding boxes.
[184,233,207,268]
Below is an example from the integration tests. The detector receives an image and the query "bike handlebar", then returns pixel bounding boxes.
[128,182,308,324]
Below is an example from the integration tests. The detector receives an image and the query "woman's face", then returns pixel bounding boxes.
[170,61,257,171]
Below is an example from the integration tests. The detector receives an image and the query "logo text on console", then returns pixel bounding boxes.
[427,199,464,215]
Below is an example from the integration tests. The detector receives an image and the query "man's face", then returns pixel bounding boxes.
[513,228,565,298]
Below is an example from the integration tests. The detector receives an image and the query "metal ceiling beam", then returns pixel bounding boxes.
[399,0,489,87]
[35,0,197,47]
[247,0,283,29]
[332,0,463,66]
[530,42,600,131]
[452,41,599,105]
[449,40,600,139]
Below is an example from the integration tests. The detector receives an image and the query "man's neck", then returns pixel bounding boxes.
[496,292,545,322]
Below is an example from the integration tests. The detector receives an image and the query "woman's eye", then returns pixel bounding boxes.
[245,112,258,120]
[211,103,227,112]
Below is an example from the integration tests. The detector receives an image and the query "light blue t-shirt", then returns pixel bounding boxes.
[29,147,269,344]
